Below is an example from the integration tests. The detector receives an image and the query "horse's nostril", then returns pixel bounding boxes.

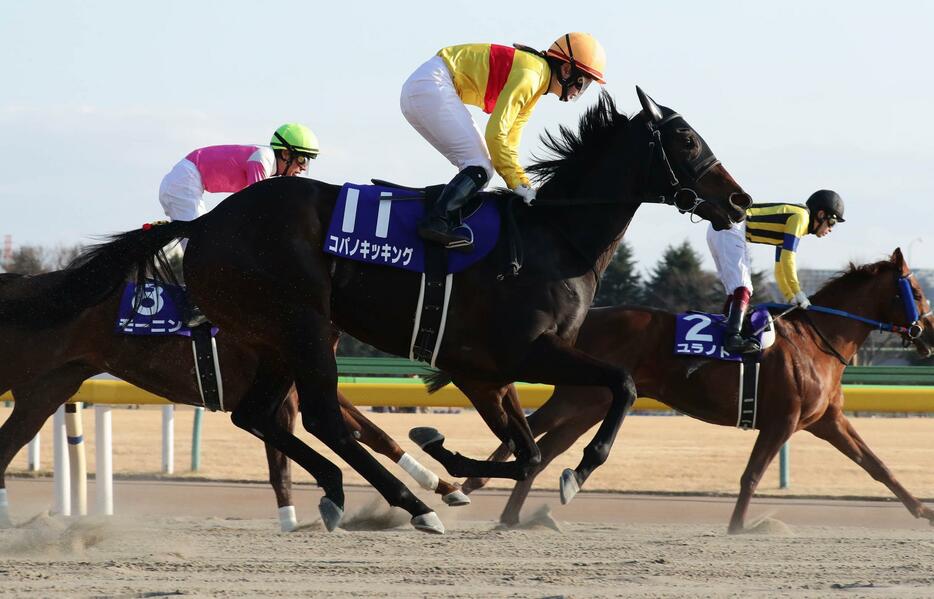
[730,193,752,211]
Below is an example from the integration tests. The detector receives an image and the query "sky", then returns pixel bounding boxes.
[2,0,933,278]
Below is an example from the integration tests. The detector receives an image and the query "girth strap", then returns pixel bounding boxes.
[191,323,224,412]
[736,355,759,429]
[409,243,453,366]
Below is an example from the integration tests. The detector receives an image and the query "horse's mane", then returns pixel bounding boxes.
[526,90,631,190]
[809,256,897,303]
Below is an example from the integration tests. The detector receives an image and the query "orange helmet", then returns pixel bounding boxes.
[546,32,607,84]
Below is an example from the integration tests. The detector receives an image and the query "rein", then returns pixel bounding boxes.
[758,302,917,336]
[758,280,932,365]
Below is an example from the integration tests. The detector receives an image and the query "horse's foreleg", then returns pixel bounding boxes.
[410,382,538,481]
[338,392,468,506]
[499,392,607,526]
[807,408,934,525]
[264,386,298,531]
[463,384,601,495]
[229,363,347,532]
[729,419,797,533]
[512,335,636,504]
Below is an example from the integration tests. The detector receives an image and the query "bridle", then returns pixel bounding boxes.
[766,269,934,365]
[642,111,725,221]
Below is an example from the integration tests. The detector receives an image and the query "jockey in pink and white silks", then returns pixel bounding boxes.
[158,123,319,222]
[400,33,608,250]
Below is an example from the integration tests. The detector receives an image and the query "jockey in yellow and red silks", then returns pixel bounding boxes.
[400,33,607,250]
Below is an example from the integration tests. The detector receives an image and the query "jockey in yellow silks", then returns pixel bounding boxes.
[400,33,607,250]
[706,189,846,354]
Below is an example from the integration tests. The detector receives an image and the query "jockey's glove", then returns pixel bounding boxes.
[512,184,537,206]
[790,290,811,309]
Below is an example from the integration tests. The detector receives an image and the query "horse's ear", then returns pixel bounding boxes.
[892,247,911,275]
[636,86,663,123]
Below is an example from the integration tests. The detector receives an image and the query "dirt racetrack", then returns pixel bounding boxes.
[3,480,934,598]
[3,408,934,597]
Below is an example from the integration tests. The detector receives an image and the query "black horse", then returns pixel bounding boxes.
[0,88,750,533]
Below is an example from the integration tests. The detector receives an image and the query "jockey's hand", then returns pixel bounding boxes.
[790,290,811,309]
[512,184,537,206]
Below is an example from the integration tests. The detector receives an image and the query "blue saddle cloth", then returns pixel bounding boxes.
[674,307,771,362]
[323,183,500,273]
[116,281,214,337]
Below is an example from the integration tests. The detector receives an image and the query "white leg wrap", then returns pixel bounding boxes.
[0,489,10,525]
[398,452,439,491]
[278,505,298,532]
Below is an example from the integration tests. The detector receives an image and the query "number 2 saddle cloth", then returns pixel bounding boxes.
[674,306,775,362]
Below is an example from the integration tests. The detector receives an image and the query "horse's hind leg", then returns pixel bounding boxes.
[0,363,97,526]
[230,362,348,532]
[729,418,797,534]
[288,314,443,534]
[338,393,469,506]
[265,386,298,531]
[807,406,934,524]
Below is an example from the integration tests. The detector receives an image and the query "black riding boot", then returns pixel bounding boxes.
[723,300,761,354]
[417,166,488,251]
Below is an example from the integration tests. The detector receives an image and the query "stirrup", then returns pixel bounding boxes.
[417,222,473,252]
[724,333,760,354]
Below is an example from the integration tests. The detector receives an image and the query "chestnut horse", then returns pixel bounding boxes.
[0,272,466,531]
[0,88,750,532]
[462,249,934,532]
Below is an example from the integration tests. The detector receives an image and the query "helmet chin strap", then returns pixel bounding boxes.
[274,131,297,175]
[556,33,578,102]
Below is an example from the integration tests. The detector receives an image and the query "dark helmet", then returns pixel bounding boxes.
[806,189,845,222]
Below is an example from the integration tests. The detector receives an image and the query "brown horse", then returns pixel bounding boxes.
[0,89,751,533]
[461,249,934,532]
[0,272,466,530]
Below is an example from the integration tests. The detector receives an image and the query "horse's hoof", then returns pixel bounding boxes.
[442,490,471,507]
[559,468,581,505]
[318,497,344,532]
[409,427,445,449]
[411,511,445,534]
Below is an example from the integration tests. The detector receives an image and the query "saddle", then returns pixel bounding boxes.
[115,280,224,411]
[323,180,523,277]
[673,306,776,430]
[674,307,775,362]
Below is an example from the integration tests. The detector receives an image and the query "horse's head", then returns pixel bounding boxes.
[888,248,934,358]
[636,87,750,231]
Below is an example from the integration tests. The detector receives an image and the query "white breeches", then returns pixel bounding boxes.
[400,56,494,183]
[707,221,753,295]
[159,158,207,222]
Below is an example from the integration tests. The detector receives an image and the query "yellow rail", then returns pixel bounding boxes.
[1,380,932,412]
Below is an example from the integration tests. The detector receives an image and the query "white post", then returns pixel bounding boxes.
[95,405,113,516]
[27,434,40,472]
[65,403,87,516]
[161,405,174,474]
[52,406,71,516]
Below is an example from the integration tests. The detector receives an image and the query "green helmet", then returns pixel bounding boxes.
[270,123,319,158]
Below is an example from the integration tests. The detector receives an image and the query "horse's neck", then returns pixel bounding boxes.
[522,201,639,279]
[807,279,889,361]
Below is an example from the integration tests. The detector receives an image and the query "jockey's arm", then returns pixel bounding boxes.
[485,69,546,190]
[775,211,809,300]
[246,147,277,185]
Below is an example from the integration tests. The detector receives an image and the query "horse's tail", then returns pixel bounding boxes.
[0,220,196,327]
[423,370,453,394]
